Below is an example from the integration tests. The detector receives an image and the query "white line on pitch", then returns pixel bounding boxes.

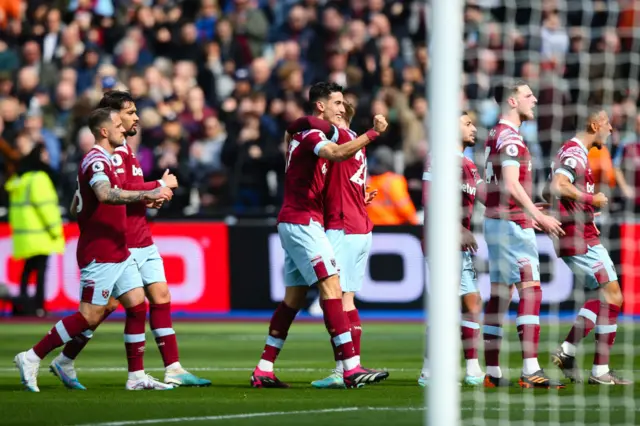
[74,405,640,426]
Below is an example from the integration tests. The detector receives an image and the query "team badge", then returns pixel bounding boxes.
[506,145,518,157]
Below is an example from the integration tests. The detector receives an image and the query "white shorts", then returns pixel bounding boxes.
[326,230,372,293]
[460,251,479,296]
[278,220,339,287]
[562,244,618,290]
[79,255,143,305]
[129,244,167,286]
[484,218,540,285]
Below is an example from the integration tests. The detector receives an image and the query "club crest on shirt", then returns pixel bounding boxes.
[102,289,109,299]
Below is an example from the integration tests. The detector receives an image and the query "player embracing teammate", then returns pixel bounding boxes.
[251,82,389,389]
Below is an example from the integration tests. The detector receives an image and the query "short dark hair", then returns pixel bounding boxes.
[308,82,344,105]
[88,108,116,138]
[97,90,134,110]
[461,110,469,117]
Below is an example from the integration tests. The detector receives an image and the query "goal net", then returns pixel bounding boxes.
[428,1,640,425]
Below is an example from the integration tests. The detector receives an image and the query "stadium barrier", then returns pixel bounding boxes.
[0,222,637,315]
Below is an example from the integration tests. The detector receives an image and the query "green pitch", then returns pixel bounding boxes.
[0,321,638,425]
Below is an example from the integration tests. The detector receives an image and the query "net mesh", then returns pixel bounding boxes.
[426,0,640,424]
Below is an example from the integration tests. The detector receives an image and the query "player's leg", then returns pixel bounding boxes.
[482,218,515,387]
[114,257,173,391]
[252,285,307,388]
[50,296,120,390]
[511,226,564,389]
[586,246,632,385]
[251,222,309,388]
[552,252,601,383]
[15,264,110,392]
[134,245,210,387]
[460,253,484,385]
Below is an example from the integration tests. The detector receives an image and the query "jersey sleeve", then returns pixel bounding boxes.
[496,130,526,168]
[301,129,335,156]
[555,147,586,183]
[85,158,112,187]
[287,116,338,142]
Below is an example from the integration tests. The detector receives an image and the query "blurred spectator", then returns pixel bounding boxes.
[0,1,636,220]
[366,146,418,225]
[7,142,63,317]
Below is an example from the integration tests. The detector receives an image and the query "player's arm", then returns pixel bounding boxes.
[69,194,78,218]
[317,115,388,162]
[502,165,564,236]
[286,116,338,141]
[91,169,172,205]
[502,165,545,218]
[551,167,608,208]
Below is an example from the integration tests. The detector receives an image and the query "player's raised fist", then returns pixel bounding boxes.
[593,192,608,208]
[373,115,388,133]
[161,169,179,189]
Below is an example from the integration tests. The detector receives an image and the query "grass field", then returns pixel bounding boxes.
[0,320,638,425]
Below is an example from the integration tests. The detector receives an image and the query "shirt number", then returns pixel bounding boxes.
[350,150,367,187]
[75,177,83,213]
[285,140,300,172]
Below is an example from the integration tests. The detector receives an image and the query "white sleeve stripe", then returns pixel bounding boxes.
[476,179,484,185]
[302,129,323,138]
[554,168,575,183]
[423,172,432,181]
[501,160,520,168]
[89,173,109,187]
[313,140,331,156]
[496,138,525,150]
[81,154,111,174]
[560,154,586,169]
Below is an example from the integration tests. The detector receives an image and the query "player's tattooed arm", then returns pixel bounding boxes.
[92,181,172,205]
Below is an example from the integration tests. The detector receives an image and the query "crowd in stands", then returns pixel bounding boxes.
[0,0,640,220]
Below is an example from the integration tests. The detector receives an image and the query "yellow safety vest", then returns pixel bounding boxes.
[6,171,64,259]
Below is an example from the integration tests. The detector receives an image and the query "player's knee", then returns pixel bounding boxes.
[118,287,146,309]
[318,274,341,300]
[602,281,623,308]
[79,306,107,328]
[146,282,171,304]
[106,297,120,315]
[283,286,308,310]
[342,292,356,311]
[463,294,482,315]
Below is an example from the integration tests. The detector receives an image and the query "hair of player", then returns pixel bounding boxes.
[461,110,469,117]
[344,101,355,124]
[494,80,529,105]
[308,82,344,107]
[585,107,606,132]
[88,107,117,138]
[97,90,134,111]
